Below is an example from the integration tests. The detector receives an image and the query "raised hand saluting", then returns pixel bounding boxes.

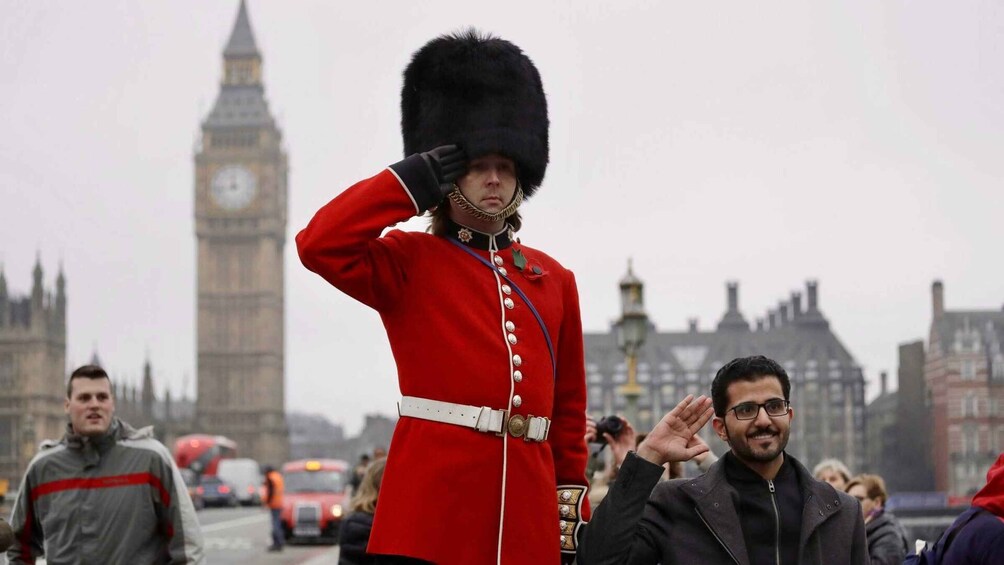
[636,395,714,466]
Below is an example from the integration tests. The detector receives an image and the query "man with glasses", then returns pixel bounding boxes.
[578,355,866,565]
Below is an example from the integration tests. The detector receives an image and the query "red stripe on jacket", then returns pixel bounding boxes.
[32,472,172,506]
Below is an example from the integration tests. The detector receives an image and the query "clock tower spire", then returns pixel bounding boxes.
[194,0,289,466]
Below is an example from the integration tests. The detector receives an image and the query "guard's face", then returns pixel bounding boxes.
[65,377,115,437]
[712,376,792,466]
[455,154,517,214]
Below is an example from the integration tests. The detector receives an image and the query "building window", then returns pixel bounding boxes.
[830,382,844,403]
[961,360,976,380]
[588,387,604,409]
[0,354,14,389]
[587,372,603,384]
[962,424,979,454]
[640,387,652,405]
[962,394,979,418]
[661,384,676,404]
[0,417,14,458]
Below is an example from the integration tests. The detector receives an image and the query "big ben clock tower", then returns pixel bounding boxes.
[194,0,288,465]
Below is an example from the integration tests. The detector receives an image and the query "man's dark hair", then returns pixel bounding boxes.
[67,364,111,398]
[711,355,790,417]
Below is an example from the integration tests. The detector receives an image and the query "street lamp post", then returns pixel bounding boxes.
[616,259,648,429]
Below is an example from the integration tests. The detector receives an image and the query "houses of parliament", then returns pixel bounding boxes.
[0,1,289,484]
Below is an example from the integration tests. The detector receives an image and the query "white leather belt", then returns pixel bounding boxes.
[398,395,550,442]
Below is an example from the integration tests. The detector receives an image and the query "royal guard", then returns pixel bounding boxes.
[296,30,590,564]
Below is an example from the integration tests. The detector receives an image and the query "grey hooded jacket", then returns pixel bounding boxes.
[578,451,867,565]
[7,418,204,564]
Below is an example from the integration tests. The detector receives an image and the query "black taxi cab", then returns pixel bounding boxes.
[280,459,351,543]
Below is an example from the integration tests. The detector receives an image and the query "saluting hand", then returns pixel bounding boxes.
[636,395,713,466]
[420,144,468,197]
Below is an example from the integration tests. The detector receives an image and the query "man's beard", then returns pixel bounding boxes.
[726,422,790,463]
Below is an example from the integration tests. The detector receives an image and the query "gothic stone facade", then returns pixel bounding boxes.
[585,279,867,472]
[0,261,66,485]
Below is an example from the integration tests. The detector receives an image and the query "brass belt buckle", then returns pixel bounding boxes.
[507,414,528,438]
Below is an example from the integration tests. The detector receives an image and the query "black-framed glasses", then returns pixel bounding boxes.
[728,399,790,420]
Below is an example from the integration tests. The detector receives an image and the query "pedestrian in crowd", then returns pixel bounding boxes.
[371,447,387,461]
[814,457,852,492]
[0,517,15,552]
[350,453,371,493]
[339,458,388,565]
[578,355,866,565]
[845,473,909,565]
[262,465,285,552]
[925,452,1004,564]
[584,415,637,508]
[296,29,590,565]
[6,364,204,564]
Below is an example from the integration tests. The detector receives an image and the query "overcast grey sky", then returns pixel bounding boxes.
[1,1,1001,434]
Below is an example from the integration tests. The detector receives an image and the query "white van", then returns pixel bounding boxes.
[217,458,263,506]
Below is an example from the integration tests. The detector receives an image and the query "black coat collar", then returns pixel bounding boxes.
[443,217,514,251]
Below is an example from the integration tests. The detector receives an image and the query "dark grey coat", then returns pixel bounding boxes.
[863,511,909,565]
[578,452,867,565]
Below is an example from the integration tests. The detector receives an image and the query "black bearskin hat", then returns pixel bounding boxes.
[402,29,549,197]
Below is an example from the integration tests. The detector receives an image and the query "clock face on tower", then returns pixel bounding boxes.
[211,165,257,210]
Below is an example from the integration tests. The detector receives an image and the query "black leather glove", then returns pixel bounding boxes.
[420,144,467,197]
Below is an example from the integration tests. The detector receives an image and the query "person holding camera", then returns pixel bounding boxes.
[586,414,717,487]
[578,356,866,565]
[296,30,590,565]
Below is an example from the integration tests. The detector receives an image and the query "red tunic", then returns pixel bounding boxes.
[296,161,591,564]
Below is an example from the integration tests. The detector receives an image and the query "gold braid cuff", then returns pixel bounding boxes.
[448,183,524,223]
[557,485,587,554]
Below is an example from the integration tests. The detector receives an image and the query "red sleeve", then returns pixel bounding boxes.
[550,270,591,521]
[295,167,424,311]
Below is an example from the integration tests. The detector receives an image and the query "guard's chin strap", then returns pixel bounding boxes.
[448,183,524,223]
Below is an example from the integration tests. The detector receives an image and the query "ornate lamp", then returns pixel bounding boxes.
[616,259,648,428]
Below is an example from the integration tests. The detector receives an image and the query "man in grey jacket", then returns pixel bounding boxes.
[7,364,204,564]
[578,355,866,565]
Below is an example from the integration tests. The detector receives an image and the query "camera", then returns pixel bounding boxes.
[594,415,624,445]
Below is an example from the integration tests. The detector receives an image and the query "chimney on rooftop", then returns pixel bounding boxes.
[932,280,944,319]
[727,282,739,312]
[790,292,802,319]
[688,318,699,333]
[778,302,789,325]
[756,318,764,331]
[806,280,819,312]
[880,371,888,396]
[768,309,778,330]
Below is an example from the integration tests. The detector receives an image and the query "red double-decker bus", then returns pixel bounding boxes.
[173,434,237,476]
